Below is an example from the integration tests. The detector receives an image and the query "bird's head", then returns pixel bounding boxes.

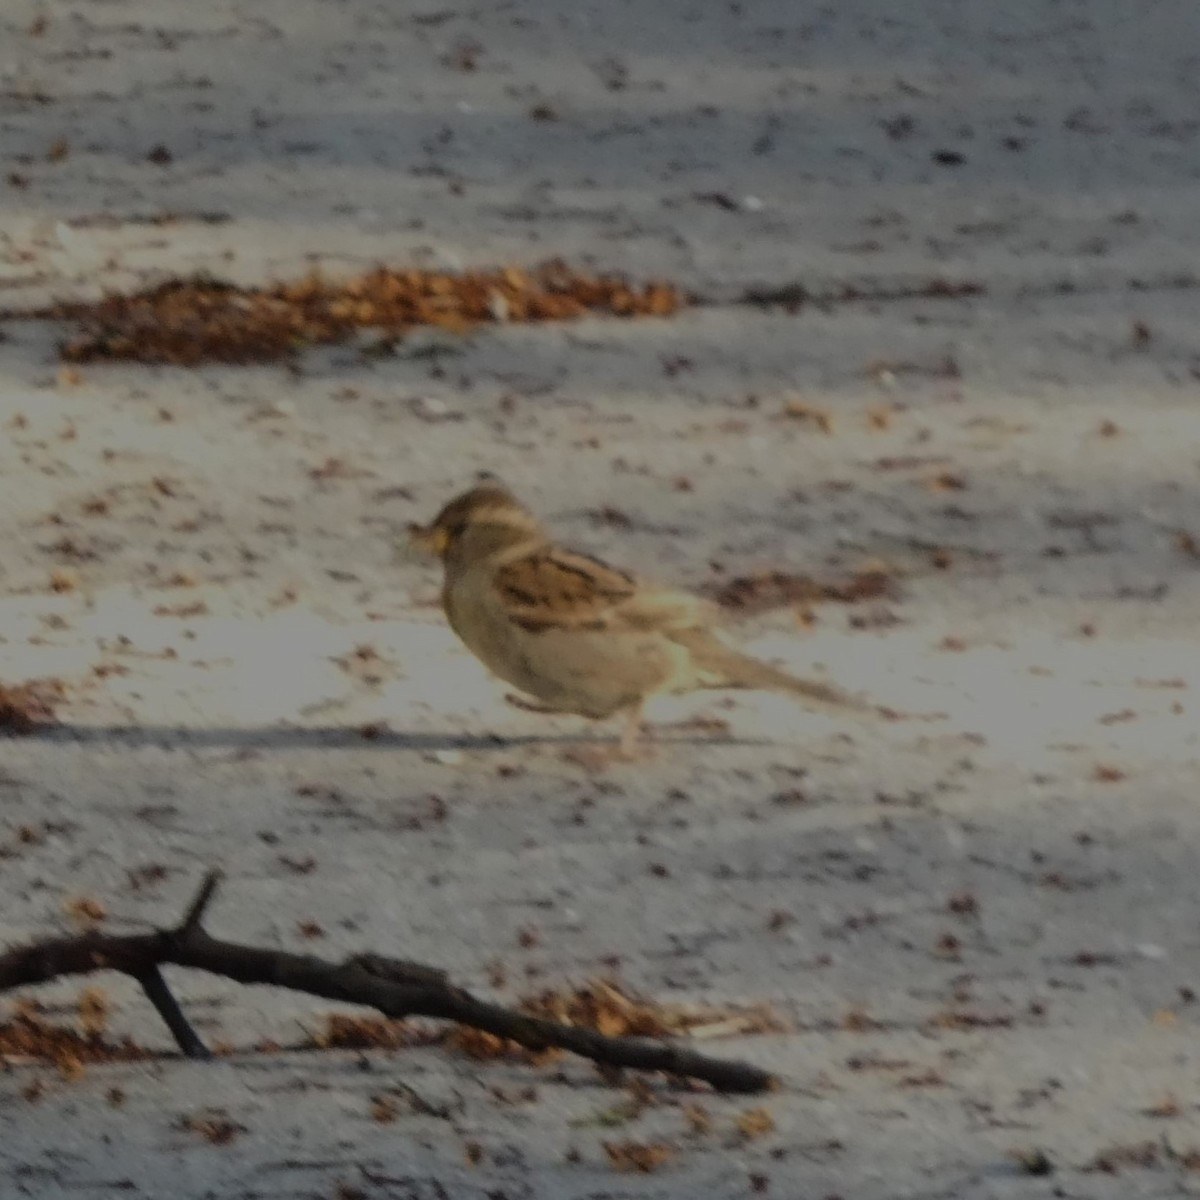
[408,481,543,562]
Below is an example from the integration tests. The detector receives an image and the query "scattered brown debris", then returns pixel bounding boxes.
[177,1110,245,1145]
[898,1067,947,1089]
[924,470,967,493]
[278,853,317,875]
[780,398,833,432]
[152,600,209,619]
[933,933,962,961]
[126,864,170,893]
[445,977,783,1064]
[1086,1139,1162,1174]
[866,403,898,430]
[1145,1093,1182,1119]
[848,607,904,631]
[926,1008,1013,1032]
[742,278,983,311]
[841,1005,884,1033]
[735,1106,777,1141]
[588,504,635,529]
[78,987,110,1037]
[1010,1147,1054,1176]
[63,895,107,926]
[1070,951,1119,968]
[0,678,65,734]
[713,568,897,614]
[845,1053,913,1073]
[308,1013,421,1052]
[520,978,784,1041]
[27,261,684,366]
[1174,531,1200,560]
[603,1140,677,1173]
[0,999,146,1077]
[332,643,391,686]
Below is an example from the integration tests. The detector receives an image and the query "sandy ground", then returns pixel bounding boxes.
[3,1,1200,1196]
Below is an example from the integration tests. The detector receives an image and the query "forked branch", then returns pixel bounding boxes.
[0,871,774,1094]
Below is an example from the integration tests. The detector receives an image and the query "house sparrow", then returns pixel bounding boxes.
[410,482,871,755]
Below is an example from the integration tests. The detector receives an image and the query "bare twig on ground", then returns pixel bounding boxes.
[0,871,774,1094]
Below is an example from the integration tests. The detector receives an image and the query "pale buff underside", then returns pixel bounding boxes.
[440,535,863,721]
[443,545,694,718]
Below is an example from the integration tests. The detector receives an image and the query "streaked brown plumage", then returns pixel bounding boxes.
[410,482,869,754]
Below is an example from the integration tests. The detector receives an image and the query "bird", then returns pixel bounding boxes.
[409,481,872,756]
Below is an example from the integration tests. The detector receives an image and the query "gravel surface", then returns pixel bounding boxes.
[2,2,1200,1196]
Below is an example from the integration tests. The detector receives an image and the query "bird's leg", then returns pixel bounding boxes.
[617,701,647,759]
[560,702,649,769]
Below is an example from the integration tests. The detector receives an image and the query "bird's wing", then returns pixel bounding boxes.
[491,545,712,634]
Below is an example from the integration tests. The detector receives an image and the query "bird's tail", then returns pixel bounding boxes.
[677,631,872,716]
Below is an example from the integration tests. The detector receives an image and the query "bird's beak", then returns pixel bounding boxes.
[407,521,448,556]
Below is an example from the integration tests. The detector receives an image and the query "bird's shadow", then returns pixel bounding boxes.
[12,722,777,753]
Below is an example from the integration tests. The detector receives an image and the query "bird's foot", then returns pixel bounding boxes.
[504,692,566,715]
[561,705,652,769]
[561,738,656,771]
